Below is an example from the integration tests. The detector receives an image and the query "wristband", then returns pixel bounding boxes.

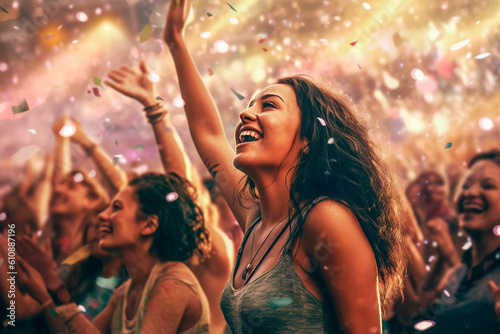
[53,302,81,324]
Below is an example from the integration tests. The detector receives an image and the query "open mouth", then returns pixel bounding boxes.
[99,224,113,238]
[238,130,263,144]
[459,201,486,215]
[50,194,68,206]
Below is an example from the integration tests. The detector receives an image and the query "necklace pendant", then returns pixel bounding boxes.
[242,263,252,280]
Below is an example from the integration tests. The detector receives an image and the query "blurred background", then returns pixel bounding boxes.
[0,0,499,193]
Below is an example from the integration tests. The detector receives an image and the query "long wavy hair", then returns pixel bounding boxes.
[129,172,210,262]
[238,75,408,306]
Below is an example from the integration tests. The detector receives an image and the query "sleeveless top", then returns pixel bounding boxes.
[220,198,337,333]
[110,261,210,334]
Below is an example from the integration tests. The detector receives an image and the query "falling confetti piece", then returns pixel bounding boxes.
[227,2,237,12]
[208,68,214,76]
[350,40,358,46]
[49,308,58,317]
[78,305,86,312]
[148,71,161,83]
[166,192,179,202]
[267,298,293,310]
[444,142,452,149]
[474,52,491,59]
[414,320,435,331]
[231,88,246,100]
[0,6,8,13]
[258,38,266,43]
[134,144,144,151]
[11,146,40,163]
[93,76,102,86]
[115,139,118,145]
[317,117,326,126]
[493,225,500,237]
[12,99,30,114]
[28,129,36,134]
[327,138,334,144]
[59,124,76,137]
[61,244,91,265]
[139,24,153,43]
[156,96,164,101]
[89,300,99,309]
[443,289,450,297]
[205,9,213,17]
[87,90,91,94]
[262,48,268,52]
[357,63,362,69]
[92,87,101,97]
[449,38,470,51]
[73,172,84,183]
[173,0,179,8]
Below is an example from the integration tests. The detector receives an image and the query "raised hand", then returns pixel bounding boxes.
[51,114,70,138]
[17,257,51,305]
[104,60,156,107]
[164,0,192,47]
[17,236,62,291]
[427,218,459,265]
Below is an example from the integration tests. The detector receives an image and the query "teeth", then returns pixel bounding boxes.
[239,130,261,142]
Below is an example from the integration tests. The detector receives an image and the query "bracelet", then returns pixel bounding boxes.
[52,302,81,323]
[143,102,163,112]
[144,102,168,124]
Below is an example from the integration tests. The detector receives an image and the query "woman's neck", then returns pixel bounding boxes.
[254,173,295,229]
[120,246,159,285]
[101,256,123,278]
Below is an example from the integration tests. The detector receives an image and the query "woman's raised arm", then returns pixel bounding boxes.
[163,0,257,230]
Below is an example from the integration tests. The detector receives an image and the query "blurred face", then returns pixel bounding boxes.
[50,175,94,215]
[233,84,305,175]
[456,160,500,232]
[421,173,446,205]
[97,186,148,251]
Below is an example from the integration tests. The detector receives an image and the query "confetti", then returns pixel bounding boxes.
[134,144,144,151]
[156,96,164,101]
[0,6,8,13]
[88,170,96,178]
[61,244,91,265]
[474,52,491,59]
[443,289,450,297]
[92,87,101,97]
[231,88,246,100]
[78,305,86,312]
[205,9,213,17]
[357,63,362,69]
[449,38,470,51]
[139,24,153,43]
[11,99,30,114]
[327,138,334,144]
[76,11,89,22]
[411,68,425,81]
[166,192,178,202]
[115,139,118,145]
[148,71,161,83]
[28,129,36,134]
[59,124,76,137]
[414,320,435,331]
[444,142,452,149]
[208,68,214,76]
[258,38,266,43]
[87,90,91,94]
[317,117,326,126]
[262,48,268,52]
[227,2,237,12]
[73,172,84,183]
[49,308,58,317]
[11,146,40,163]
[349,40,358,46]
[267,297,293,310]
[493,225,500,237]
[0,212,5,221]
[93,76,102,86]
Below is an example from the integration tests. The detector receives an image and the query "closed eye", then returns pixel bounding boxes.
[262,101,276,109]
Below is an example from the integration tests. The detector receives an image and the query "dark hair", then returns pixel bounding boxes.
[238,75,408,306]
[129,172,210,262]
[468,150,500,168]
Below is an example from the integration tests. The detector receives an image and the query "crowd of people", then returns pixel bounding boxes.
[1,1,500,333]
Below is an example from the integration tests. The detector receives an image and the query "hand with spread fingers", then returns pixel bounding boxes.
[104,60,157,107]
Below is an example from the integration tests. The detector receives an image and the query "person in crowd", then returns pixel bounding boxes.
[161,1,408,332]
[397,150,500,333]
[17,172,211,334]
[105,59,233,334]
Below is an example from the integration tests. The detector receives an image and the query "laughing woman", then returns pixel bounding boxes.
[163,1,407,333]
[17,172,211,334]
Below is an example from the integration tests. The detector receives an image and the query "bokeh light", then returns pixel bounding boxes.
[479,117,494,131]
[414,320,436,331]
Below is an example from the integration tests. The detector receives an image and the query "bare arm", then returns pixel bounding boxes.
[302,200,381,333]
[164,0,256,230]
[70,116,128,193]
[52,115,71,183]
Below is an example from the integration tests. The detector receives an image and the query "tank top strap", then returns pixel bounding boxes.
[301,196,332,221]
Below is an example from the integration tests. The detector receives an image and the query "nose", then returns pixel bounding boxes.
[462,183,481,199]
[97,208,109,224]
[239,107,258,123]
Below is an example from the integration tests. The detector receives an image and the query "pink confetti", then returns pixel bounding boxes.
[258,38,266,43]
[92,87,101,97]
[350,40,358,46]
[208,68,214,76]
[262,48,268,52]
[317,117,326,126]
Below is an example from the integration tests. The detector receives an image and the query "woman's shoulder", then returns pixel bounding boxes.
[154,261,199,287]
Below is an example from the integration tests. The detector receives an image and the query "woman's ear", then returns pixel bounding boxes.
[141,215,159,236]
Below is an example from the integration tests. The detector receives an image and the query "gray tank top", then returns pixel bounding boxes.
[220,212,337,333]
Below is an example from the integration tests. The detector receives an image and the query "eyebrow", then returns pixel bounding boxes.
[248,93,285,108]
